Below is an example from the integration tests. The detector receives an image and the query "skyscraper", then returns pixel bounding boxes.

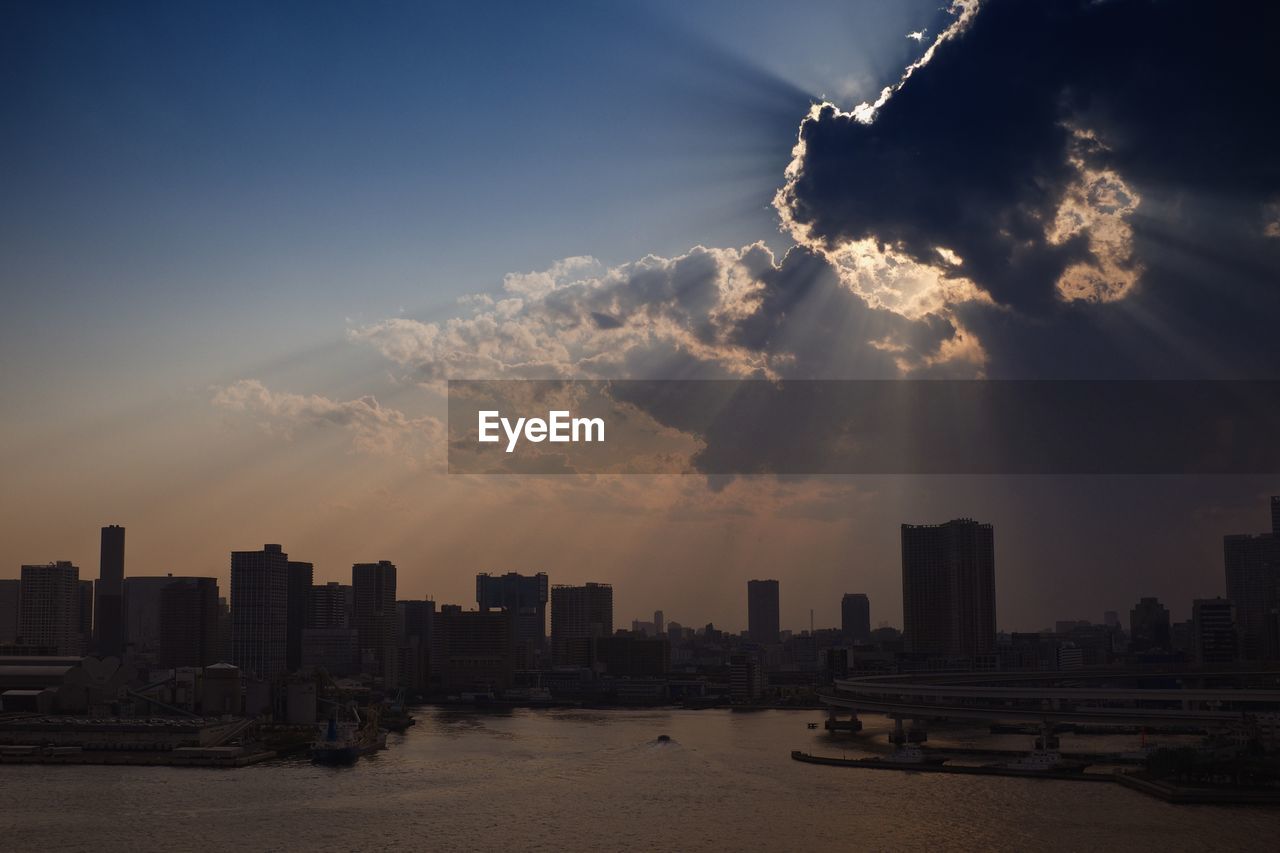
[841,593,871,643]
[159,577,221,668]
[551,582,612,667]
[231,544,290,678]
[77,579,93,654]
[1224,495,1280,660]
[747,579,780,645]
[286,560,313,673]
[124,575,200,656]
[0,579,19,644]
[18,561,81,654]
[1129,597,1172,653]
[353,561,398,684]
[476,572,549,667]
[95,524,125,657]
[309,581,353,629]
[901,518,996,660]
[397,598,436,691]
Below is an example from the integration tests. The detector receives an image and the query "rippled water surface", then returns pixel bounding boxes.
[2,708,1278,851]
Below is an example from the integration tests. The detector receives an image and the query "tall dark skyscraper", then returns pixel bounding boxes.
[353,561,398,684]
[77,579,93,653]
[95,524,125,657]
[1224,495,1280,660]
[476,572,549,667]
[1129,596,1172,653]
[159,577,221,668]
[18,561,81,654]
[286,560,313,673]
[231,544,290,678]
[0,579,19,644]
[397,598,436,691]
[747,579,780,644]
[901,519,996,660]
[841,593,871,643]
[550,582,612,667]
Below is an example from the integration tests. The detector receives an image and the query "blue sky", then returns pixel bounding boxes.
[1,0,940,411]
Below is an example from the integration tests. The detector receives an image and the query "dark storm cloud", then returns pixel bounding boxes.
[779,0,1280,322]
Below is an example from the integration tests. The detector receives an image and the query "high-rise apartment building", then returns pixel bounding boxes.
[901,519,996,660]
[476,572,548,668]
[125,575,200,657]
[1192,597,1238,666]
[0,579,19,644]
[309,582,353,629]
[397,598,436,691]
[77,579,93,653]
[353,561,398,684]
[841,593,871,643]
[747,579,780,645]
[551,582,613,667]
[1224,495,1280,660]
[159,577,221,668]
[18,561,81,654]
[95,524,125,657]
[231,544,290,678]
[286,560,313,673]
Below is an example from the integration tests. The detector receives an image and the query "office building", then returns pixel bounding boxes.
[286,560,313,673]
[901,518,997,660]
[747,579,780,645]
[1129,597,1172,653]
[159,577,220,668]
[353,561,398,684]
[551,583,613,667]
[1192,598,1238,666]
[18,561,81,654]
[1224,495,1280,660]
[841,593,871,643]
[476,572,549,668]
[231,544,290,678]
[95,525,126,658]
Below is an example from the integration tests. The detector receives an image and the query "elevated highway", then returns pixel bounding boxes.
[821,670,1280,728]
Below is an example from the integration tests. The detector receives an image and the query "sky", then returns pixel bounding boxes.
[3,0,1279,633]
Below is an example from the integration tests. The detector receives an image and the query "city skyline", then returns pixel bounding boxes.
[5,0,1280,640]
[7,494,1277,644]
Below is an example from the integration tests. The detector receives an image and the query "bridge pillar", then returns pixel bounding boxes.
[907,718,928,744]
[824,710,862,733]
[1034,720,1060,752]
[889,716,907,746]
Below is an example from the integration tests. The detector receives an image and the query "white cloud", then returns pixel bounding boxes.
[212,379,444,463]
